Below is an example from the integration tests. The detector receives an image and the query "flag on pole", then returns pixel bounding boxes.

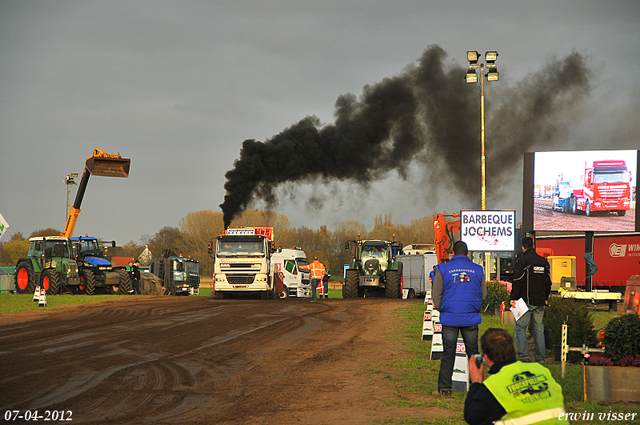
[0,214,9,240]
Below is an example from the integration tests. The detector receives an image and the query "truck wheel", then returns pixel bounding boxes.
[41,269,60,295]
[617,210,626,216]
[279,285,289,299]
[116,269,131,295]
[80,269,96,295]
[585,201,591,216]
[571,198,577,214]
[384,270,400,299]
[343,270,359,299]
[15,261,36,294]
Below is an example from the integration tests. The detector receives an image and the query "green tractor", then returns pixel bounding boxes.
[343,238,403,298]
[14,236,81,295]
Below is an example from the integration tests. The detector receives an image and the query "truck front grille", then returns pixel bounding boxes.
[227,274,254,284]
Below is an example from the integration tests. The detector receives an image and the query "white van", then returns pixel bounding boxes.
[271,248,311,298]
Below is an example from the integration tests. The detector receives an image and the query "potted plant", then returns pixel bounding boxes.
[482,281,510,316]
[584,313,640,402]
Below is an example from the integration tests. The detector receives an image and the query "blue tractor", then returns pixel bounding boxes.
[70,236,131,295]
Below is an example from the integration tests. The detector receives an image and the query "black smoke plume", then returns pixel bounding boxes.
[220,45,591,228]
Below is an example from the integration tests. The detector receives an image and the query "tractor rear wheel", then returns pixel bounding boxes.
[343,269,359,299]
[15,261,36,294]
[41,269,60,295]
[384,270,400,299]
[116,269,131,295]
[80,269,96,295]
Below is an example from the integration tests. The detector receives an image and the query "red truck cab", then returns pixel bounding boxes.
[575,160,631,216]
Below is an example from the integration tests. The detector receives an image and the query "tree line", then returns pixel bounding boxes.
[0,210,438,277]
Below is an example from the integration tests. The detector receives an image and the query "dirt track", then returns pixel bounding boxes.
[0,297,452,424]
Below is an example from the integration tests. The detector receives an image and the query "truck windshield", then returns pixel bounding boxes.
[594,171,629,184]
[217,238,265,257]
[185,260,199,274]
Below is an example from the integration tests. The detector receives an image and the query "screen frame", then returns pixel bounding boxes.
[522,149,639,232]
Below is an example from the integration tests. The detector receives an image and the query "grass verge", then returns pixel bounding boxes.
[0,293,118,314]
[378,301,640,425]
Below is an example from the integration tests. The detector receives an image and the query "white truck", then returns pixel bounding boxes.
[271,248,311,298]
[396,252,438,299]
[212,227,277,299]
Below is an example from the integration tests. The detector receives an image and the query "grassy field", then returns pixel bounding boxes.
[0,293,120,314]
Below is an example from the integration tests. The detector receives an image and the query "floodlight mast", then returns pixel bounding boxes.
[465,50,500,211]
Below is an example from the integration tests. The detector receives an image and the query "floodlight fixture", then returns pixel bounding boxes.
[467,51,480,64]
[485,51,499,64]
[486,67,499,81]
[466,68,478,84]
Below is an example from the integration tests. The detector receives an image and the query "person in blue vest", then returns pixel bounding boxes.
[432,240,486,395]
[464,328,565,425]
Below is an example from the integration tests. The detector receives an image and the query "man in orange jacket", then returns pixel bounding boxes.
[301,257,326,301]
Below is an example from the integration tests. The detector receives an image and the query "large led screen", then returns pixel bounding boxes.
[522,150,639,232]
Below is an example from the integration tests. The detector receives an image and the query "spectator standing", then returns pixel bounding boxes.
[432,241,487,395]
[322,270,330,299]
[132,260,141,295]
[510,237,552,363]
[464,328,565,425]
[300,257,326,302]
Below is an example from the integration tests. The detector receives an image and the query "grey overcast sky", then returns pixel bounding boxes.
[1,0,639,245]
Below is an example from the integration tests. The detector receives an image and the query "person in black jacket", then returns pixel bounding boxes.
[131,260,141,295]
[510,237,551,363]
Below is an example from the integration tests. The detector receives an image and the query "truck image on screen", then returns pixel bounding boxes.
[556,160,632,216]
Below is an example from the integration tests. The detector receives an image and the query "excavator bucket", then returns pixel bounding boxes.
[85,148,130,178]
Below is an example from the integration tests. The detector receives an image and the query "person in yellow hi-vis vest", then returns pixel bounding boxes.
[464,328,565,425]
[300,257,326,302]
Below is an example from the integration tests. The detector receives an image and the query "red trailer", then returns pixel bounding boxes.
[535,233,640,292]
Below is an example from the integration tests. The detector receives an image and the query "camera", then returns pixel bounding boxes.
[474,354,485,369]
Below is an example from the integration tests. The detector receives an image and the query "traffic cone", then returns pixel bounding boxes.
[452,338,469,392]
[429,311,443,360]
[33,286,41,302]
[421,310,433,340]
[38,290,47,308]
